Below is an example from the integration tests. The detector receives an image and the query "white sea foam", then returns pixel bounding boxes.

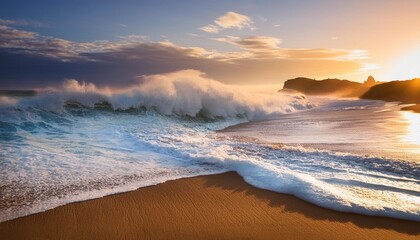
[0,73,419,222]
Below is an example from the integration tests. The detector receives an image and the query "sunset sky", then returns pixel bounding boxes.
[1,0,419,89]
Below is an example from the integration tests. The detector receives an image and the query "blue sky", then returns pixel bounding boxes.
[1,0,419,89]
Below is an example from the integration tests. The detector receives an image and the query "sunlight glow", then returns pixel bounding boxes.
[387,49,420,80]
[402,111,420,146]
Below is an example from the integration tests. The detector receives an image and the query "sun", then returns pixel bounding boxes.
[386,48,420,80]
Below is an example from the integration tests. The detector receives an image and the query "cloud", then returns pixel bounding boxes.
[213,35,369,61]
[215,11,253,29]
[0,25,371,89]
[0,25,221,62]
[0,25,38,39]
[285,48,369,60]
[0,18,47,27]
[235,36,281,49]
[200,11,254,33]
[200,24,220,33]
[274,24,281,28]
[214,35,285,59]
[117,35,149,42]
[214,12,253,29]
[0,25,152,61]
[0,25,88,60]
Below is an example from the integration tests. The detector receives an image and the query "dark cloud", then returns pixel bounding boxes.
[0,43,221,89]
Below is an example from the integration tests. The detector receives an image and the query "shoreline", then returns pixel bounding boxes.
[1,172,418,240]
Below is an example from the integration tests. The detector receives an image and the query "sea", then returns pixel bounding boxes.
[1,79,419,222]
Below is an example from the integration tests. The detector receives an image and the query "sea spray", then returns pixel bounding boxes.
[14,70,312,120]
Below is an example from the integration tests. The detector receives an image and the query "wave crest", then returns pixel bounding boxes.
[6,70,314,120]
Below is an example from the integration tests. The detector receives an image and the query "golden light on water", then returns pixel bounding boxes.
[402,111,420,146]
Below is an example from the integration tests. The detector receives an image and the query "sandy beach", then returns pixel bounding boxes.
[0,172,418,240]
[1,1,419,239]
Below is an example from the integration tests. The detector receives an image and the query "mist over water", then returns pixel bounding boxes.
[0,72,419,222]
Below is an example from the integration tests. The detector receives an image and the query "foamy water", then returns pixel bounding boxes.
[0,76,419,222]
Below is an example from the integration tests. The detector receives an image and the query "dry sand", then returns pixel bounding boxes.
[0,172,419,240]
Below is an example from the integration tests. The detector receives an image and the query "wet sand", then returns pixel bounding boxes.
[0,172,419,240]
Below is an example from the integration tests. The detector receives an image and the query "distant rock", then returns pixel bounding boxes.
[282,76,420,113]
[364,75,376,86]
[361,78,420,104]
[282,77,375,97]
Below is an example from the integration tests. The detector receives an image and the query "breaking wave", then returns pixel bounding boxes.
[13,70,312,120]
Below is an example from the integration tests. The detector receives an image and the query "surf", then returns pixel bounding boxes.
[0,72,419,222]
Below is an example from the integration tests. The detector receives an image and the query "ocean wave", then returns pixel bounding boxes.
[1,70,313,121]
[0,74,419,223]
